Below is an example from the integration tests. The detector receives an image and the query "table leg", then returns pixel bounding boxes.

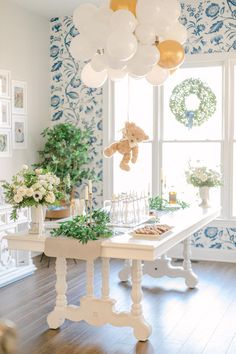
[183,237,198,288]
[47,257,67,329]
[102,258,110,300]
[86,260,94,298]
[131,260,152,341]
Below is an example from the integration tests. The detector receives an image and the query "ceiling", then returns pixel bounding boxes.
[9,0,106,18]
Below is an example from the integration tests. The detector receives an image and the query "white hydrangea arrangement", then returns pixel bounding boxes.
[185,165,222,188]
[3,165,64,220]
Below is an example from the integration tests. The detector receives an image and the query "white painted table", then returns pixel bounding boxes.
[5,207,220,341]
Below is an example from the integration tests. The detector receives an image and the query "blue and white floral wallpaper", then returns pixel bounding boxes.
[50,0,236,250]
[50,16,103,206]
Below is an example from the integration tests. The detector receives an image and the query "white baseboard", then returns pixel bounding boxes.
[168,244,236,263]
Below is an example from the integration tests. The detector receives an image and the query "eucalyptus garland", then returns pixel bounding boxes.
[169,78,216,128]
[51,209,112,244]
[149,196,189,211]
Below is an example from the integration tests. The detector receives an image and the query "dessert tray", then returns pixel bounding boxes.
[130,224,173,240]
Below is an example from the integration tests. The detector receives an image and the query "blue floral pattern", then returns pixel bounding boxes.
[180,0,236,54]
[50,16,103,206]
[50,2,236,248]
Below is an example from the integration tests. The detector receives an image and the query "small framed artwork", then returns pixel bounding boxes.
[0,130,11,157]
[0,99,11,128]
[12,80,27,114]
[0,70,11,98]
[12,115,27,149]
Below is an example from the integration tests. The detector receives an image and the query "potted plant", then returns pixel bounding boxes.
[34,123,95,218]
[185,164,222,208]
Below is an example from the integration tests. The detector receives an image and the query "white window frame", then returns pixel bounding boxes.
[103,52,236,226]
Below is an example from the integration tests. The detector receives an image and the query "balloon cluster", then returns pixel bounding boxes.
[70,0,187,88]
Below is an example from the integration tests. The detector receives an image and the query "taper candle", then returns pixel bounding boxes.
[85,186,89,201]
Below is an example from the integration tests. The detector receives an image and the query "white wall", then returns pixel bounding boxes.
[0,0,50,181]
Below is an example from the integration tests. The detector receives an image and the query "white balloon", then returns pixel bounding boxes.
[73,4,98,30]
[90,54,108,72]
[158,0,180,21]
[96,6,113,24]
[85,21,110,49]
[81,63,108,88]
[107,30,138,61]
[136,0,161,24]
[135,23,156,45]
[108,68,127,81]
[129,63,152,77]
[107,55,127,70]
[70,35,95,61]
[154,16,173,39]
[136,45,160,66]
[164,22,188,44]
[110,9,137,32]
[146,65,169,86]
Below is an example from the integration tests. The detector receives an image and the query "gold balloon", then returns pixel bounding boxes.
[157,40,185,70]
[110,0,137,15]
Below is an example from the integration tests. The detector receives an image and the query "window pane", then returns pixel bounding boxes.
[163,65,223,141]
[114,77,153,140]
[113,143,152,195]
[162,142,221,205]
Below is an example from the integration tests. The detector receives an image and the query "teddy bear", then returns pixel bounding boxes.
[104,122,149,171]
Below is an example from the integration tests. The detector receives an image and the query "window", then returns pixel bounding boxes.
[103,54,236,221]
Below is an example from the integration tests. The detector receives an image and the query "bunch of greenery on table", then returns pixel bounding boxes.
[149,195,189,211]
[34,123,95,200]
[51,209,112,244]
[185,165,222,187]
[3,165,64,220]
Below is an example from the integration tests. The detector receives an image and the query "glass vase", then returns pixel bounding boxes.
[29,205,46,235]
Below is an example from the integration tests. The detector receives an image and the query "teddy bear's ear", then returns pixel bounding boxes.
[125,122,131,128]
[144,134,149,140]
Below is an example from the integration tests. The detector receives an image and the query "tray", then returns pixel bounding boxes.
[130,225,173,241]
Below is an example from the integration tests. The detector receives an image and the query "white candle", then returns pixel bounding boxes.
[88,180,92,193]
[85,186,89,200]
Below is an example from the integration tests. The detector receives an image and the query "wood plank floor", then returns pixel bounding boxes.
[0,257,236,354]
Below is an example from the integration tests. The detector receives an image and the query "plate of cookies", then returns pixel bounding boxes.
[130,224,173,240]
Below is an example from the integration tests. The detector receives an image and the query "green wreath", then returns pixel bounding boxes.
[169,78,217,129]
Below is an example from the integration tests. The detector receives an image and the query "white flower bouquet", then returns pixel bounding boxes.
[3,165,64,220]
[185,165,222,188]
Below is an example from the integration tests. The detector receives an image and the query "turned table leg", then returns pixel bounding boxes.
[102,258,110,300]
[47,257,67,329]
[131,260,152,341]
[86,260,94,298]
[183,237,198,288]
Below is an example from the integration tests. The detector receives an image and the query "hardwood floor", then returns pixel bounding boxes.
[0,257,236,354]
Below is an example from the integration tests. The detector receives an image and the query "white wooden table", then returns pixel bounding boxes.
[5,207,220,341]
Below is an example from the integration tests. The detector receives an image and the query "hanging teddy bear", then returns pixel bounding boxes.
[104,122,149,171]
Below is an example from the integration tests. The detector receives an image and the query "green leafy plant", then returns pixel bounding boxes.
[3,165,64,220]
[149,195,189,211]
[51,209,112,244]
[34,123,95,199]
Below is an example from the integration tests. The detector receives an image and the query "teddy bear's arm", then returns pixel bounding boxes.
[131,145,139,164]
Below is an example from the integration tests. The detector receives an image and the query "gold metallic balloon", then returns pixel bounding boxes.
[157,40,185,69]
[110,0,137,15]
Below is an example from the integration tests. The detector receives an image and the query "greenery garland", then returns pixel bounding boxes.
[169,78,216,128]
[51,209,112,244]
[149,196,189,211]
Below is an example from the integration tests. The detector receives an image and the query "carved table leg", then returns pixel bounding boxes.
[47,257,67,329]
[183,237,198,288]
[131,260,152,341]
[86,260,94,298]
[102,258,110,300]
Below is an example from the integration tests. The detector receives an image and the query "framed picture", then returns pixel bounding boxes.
[0,130,11,157]
[0,70,11,98]
[12,80,27,114]
[0,99,11,128]
[12,115,27,149]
